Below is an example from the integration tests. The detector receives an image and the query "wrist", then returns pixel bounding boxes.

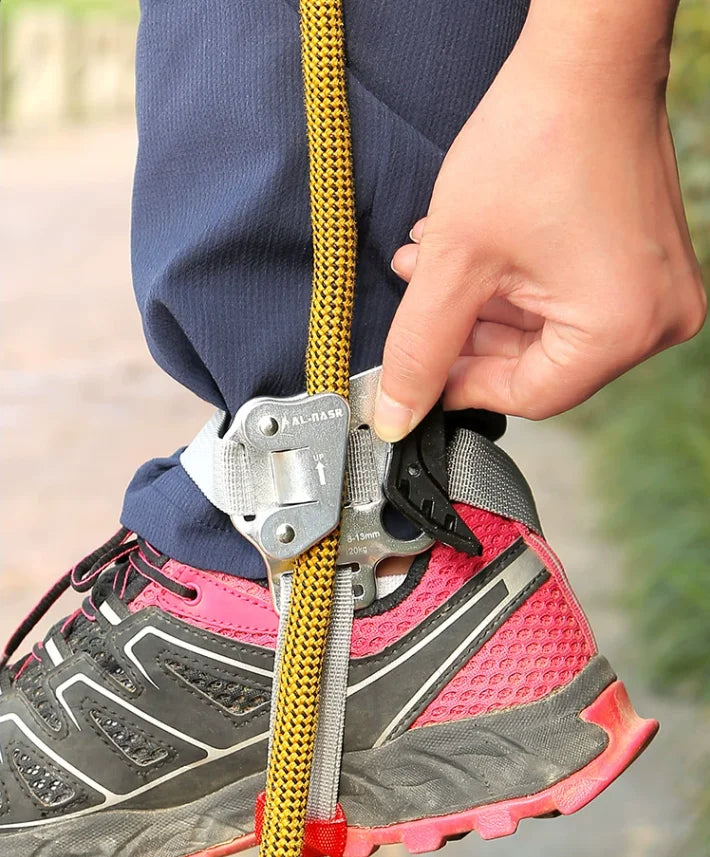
[519,0,675,95]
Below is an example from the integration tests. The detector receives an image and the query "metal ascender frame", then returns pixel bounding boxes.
[208,366,483,610]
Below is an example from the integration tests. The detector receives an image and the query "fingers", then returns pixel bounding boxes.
[375,222,497,441]
[477,297,544,332]
[392,240,543,331]
[384,220,618,423]
[445,356,520,415]
[390,218,426,278]
[409,218,426,243]
[390,243,418,280]
[445,338,610,420]
[465,321,540,358]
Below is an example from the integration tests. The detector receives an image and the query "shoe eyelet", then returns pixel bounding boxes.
[182,584,202,605]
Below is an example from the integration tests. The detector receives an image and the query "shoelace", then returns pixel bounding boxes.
[0,528,195,677]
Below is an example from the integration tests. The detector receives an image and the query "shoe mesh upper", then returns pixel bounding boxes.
[413,539,596,726]
[165,658,270,715]
[11,748,77,808]
[89,710,171,767]
[14,659,63,731]
[69,617,136,691]
[352,506,521,657]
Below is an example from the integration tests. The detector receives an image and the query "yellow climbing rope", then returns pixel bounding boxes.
[258,0,357,855]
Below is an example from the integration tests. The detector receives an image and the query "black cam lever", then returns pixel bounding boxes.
[383,402,483,557]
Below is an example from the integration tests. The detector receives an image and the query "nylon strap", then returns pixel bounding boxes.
[180,419,543,534]
[258,1,357,855]
[270,569,355,820]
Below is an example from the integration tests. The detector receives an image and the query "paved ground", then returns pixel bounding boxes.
[1,123,705,857]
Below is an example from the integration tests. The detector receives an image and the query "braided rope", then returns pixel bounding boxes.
[258,1,357,855]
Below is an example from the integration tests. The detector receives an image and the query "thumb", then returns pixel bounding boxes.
[375,224,494,441]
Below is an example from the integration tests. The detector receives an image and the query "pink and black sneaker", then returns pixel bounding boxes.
[0,423,657,857]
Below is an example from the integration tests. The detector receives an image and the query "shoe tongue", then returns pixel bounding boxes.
[94,557,152,607]
[11,654,53,720]
[10,560,143,681]
[11,607,138,721]
[66,612,137,689]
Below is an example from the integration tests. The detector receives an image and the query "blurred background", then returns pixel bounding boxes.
[1,1,708,855]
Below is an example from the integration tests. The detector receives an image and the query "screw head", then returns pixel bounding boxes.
[259,416,279,437]
[407,463,422,478]
[276,524,295,544]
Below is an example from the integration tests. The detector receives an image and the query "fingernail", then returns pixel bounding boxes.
[410,221,424,243]
[374,390,415,443]
[390,256,402,276]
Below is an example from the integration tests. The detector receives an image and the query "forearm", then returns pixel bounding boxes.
[521,0,679,91]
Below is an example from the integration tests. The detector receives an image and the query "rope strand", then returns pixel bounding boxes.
[259,1,357,855]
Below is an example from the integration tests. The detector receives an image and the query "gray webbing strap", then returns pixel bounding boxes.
[179,410,373,516]
[447,428,541,534]
[180,410,541,534]
[346,426,379,505]
[270,568,354,820]
[179,411,255,516]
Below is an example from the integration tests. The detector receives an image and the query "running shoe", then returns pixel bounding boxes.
[0,431,658,857]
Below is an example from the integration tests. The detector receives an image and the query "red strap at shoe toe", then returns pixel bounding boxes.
[255,792,347,857]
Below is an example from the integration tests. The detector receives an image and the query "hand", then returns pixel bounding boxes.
[374,23,706,442]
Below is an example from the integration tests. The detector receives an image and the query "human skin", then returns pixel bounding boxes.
[374,0,707,442]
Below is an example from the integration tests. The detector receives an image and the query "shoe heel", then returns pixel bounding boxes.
[552,679,659,815]
[343,679,658,854]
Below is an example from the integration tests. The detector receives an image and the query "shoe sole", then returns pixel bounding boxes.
[187,679,658,857]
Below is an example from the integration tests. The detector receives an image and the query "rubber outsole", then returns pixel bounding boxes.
[185,680,659,856]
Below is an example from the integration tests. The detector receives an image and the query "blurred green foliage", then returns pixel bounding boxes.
[573,2,709,850]
[576,0,710,702]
